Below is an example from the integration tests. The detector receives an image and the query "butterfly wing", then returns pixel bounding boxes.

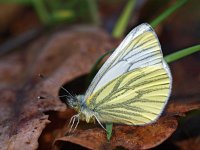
[84,23,169,102]
[86,65,171,125]
[84,23,172,125]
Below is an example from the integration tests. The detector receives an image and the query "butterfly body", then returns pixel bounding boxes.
[68,95,97,123]
[67,23,172,129]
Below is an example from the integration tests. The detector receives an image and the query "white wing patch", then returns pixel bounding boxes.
[93,61,130,91]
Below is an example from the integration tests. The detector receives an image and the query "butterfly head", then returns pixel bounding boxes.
[67,96,81,112]
[67,95,96,123]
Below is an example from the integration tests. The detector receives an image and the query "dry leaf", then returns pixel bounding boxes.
[55,116,178,150]
[0,26,113,150]
[54,99,200,150]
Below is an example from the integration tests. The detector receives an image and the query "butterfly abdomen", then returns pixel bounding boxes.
[79,107,96,123]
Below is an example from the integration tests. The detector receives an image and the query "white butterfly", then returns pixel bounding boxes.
[67,23,172,131]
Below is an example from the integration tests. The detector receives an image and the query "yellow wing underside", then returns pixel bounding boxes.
[86,65,170,125]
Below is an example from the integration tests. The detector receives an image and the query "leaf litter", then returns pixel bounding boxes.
[0,26,199,150]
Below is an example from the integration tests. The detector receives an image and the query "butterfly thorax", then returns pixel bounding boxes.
[67,95,96,123]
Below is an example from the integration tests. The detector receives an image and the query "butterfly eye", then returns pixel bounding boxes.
[67,98,76,107]
[66,97,81,112]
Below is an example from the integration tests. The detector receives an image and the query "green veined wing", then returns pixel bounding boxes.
[86,65,171,125]
[83,23,172,125]
[84,23,170,103]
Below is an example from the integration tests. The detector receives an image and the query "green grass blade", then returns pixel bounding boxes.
[150,0,188,28]
[106,123,113,141]
[50,10,75,22]
[164,45,200,63]
[86,0,100,25]
[112,0,136,38]
[31,0,50,24]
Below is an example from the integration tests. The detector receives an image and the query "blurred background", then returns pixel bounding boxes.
[0,0,200,54]
[0,0,199,149]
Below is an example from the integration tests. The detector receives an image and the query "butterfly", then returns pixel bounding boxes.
[67,23,172,131]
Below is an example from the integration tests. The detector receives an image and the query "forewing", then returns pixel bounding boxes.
[84,23,164,101]
[86,65,171,125]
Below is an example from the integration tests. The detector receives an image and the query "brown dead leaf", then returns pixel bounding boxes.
[54,116,178,150]
[175,138,200,150]
[167,100,200,116]
[173,114,200,150]
[53,98,200,150]
[0,4,24,32]
[0,26,113,150]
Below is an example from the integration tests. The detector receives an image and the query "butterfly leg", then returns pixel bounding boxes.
[68,114,80,133]
[72,116,80,132]
[68,115,75,128]
[68,115,76,133]
[93,115,106,131]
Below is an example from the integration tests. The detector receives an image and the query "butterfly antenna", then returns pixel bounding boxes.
[58,94,69,98]
[38,74,74,98]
